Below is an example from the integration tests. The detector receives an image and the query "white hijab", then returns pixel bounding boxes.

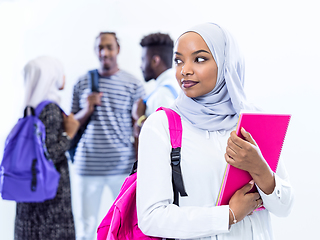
[24,56,65,108]
[173,23,259,131]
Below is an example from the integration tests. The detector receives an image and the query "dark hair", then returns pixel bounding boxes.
[96,32,120,48]
[140,33,174,68]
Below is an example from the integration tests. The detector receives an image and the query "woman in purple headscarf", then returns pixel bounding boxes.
[136,23,294,240]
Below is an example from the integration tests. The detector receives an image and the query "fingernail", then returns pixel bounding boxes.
[249,180,254,184]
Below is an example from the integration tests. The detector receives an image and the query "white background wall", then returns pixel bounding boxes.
[0,0,319,239]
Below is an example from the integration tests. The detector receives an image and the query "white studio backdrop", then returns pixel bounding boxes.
[0,0,319,239]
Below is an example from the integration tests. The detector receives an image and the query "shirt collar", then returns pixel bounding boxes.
[155,68,174,86]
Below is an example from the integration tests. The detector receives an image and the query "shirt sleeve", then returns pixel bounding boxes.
[71,80,81,114]
[256,158,294,217]
[132,80,146,103]
[39,103,71,165]
[136,111,230,239]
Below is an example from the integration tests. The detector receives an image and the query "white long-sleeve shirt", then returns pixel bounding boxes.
[137,110,294,240]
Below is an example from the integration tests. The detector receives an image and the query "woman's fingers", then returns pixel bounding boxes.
[240,128,257,147]
[238,180,255,195]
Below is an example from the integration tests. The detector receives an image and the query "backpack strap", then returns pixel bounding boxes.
[156,107,188,206]
[35,100,65,117]
[143,88,156,104]
[23,106,35,117]
[88,70,99,113]
[68,70,99,163]
[163,84,178,99]
[35,100,55,117]
[88,70,99,92]
[143,84,178,104]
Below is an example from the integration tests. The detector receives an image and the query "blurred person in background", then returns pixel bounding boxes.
[70,32,145,240]
[15,56,79,240]
[132,32,179,140]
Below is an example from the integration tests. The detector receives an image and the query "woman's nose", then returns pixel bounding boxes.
[181,62,193,76]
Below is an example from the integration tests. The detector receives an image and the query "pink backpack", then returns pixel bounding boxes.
[97,107,187,240]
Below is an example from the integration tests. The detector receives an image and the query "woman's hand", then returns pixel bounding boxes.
[225,128,266,174]
[225,128,275,195]
[229,180,263,225]
[63,113,80,139]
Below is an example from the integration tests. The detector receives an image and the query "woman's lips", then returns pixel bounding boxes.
[182,80,199,88]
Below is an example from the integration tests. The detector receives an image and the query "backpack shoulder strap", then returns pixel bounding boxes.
[35,101,65,117]
[143,84,178,104]
[142,88,156,104]
[156,107,187,206]
[163,84,178,99]
[35,100,54,117]
[88,70,99,92]
[157,107,182,148]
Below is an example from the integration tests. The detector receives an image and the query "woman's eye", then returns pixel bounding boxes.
[174,58,182,64]
[195,57,206,63]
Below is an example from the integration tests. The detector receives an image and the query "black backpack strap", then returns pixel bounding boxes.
[88,70,99,92]
[156,107,188,206]
[171,147,187,206]
[24,106,35,117]
[130,160,138,175]
[89,70,99,113]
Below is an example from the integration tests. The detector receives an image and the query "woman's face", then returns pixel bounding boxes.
[174,32,218,98]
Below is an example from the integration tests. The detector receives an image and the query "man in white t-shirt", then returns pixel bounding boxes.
[132,33,180,138]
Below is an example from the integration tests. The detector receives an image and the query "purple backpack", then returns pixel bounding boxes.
[97,107,187,240]
[0,101,60,202]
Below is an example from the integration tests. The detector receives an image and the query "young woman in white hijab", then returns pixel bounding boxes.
[136,23,294,240]
[15,56,79,240]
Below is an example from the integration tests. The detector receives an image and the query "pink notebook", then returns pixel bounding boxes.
[216,113,291,209]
